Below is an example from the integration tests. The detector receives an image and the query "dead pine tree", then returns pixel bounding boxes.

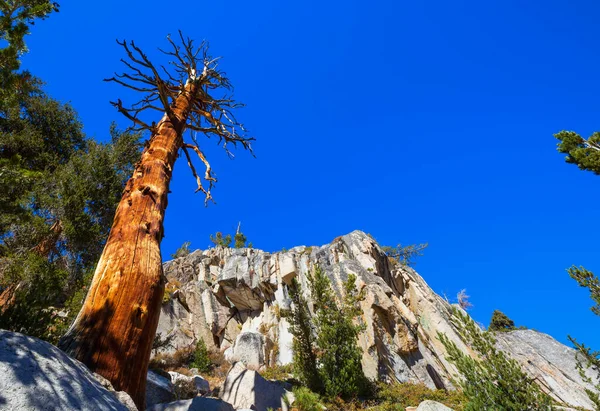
[58,32,253,409]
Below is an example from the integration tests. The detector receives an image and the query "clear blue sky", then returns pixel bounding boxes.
[22,0,600,348]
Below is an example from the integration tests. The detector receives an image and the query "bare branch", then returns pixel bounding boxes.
[181,144,215,206]
[585,139,600,151]
[107,32,255,201]
[109,99,154,131]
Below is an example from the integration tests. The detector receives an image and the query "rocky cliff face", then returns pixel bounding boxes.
[157,230,598,410]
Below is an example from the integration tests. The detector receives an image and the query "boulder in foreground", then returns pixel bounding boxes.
[0,330,128,410]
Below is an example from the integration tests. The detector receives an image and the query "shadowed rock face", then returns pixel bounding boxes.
[0,330,129,410]
[157,230,598,409]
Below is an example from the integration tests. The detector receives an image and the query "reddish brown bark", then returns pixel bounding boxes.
[0,283,20,314]
[59,82,199,409]
[31,220,63,256]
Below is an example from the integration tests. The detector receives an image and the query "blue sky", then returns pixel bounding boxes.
[23,1,600,348]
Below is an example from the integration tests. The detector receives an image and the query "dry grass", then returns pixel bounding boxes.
[370,382,467,411]
[149,344,230,396]
[260,364,293,381]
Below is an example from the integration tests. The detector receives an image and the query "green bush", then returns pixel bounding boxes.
[293,386,323,411]
[261,364,293,381]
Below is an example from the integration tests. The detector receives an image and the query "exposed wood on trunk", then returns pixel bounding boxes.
[59,82,199,409]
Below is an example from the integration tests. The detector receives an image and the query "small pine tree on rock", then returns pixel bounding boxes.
[489,309,516,332]
[209,232,232,248]
[171,241,191,259]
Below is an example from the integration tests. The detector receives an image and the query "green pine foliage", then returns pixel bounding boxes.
[209,231,232,247]
[488,309,516,332]
[568,266,600,317]
[0,1,59,109]
[288,278,321,392]
[555,131,600,175]
[312,268,369,399]
[381,243,428,266]
[438,308,553,410]
[190,338,211,373]
[209,227,251,248]
[234,231,247,248]
[288,265,370,400]
[567,266,600,410]
[292,386,324,411]
[555,126,600,408]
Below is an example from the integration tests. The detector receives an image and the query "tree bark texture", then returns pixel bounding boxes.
[59,83,199,409]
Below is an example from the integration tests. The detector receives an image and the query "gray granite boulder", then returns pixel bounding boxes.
[228,331,265,370]
[192,375,210,395]
[147,370,176,407]
[0,330,128,410]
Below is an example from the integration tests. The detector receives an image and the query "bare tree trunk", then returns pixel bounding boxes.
[59,83,199,409]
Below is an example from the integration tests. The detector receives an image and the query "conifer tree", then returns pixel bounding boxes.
[311,268,368,399]
[0,0,58,109]
[234,222,248,248]
[566,266,600,410]
[210,232,232,247]
[488,309,516,332]
[288,265,369,399]
[288,278,320,392]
